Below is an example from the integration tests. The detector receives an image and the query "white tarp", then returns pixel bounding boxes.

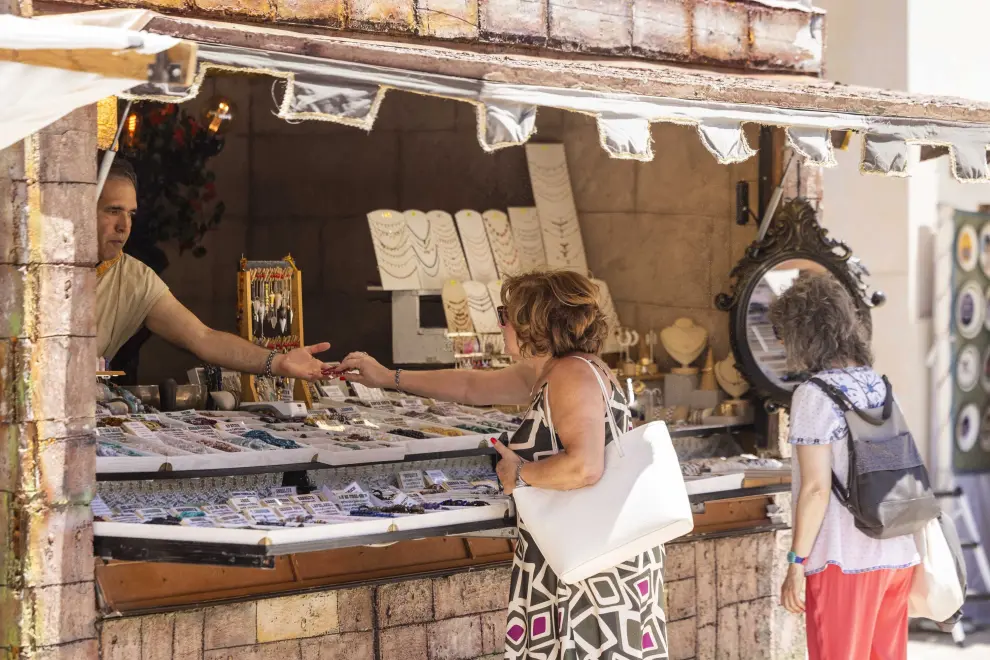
[0,9,178,151]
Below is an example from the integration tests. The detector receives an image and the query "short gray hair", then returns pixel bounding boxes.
[768,271,873,373]
[97,152,138,194]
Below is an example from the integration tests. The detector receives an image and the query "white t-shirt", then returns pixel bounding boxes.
[789,367,920,576]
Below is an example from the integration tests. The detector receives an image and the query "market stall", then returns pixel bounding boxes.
[10,4,990,659]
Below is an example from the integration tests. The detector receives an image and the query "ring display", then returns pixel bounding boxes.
[956,403,980,453]
[958,224,978,272]
[955,281,984,339]
[957,344,980,393]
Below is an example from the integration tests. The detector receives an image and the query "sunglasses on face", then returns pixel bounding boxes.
[497,306,508,327]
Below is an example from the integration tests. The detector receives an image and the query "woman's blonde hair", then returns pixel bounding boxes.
[768,270,873,373]
[500,270,609,358]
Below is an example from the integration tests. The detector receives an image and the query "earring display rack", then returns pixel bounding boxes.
[482,210,523,279]
[508,207,548,272]
[455,210,499,283]
[525,144,589,274]
[237,255,312,406]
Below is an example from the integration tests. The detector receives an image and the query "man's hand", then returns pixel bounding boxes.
[273,342,331,381]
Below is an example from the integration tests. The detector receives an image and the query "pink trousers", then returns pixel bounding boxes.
[805,564,913,660]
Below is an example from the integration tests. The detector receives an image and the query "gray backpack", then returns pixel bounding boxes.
[808,376,941,539]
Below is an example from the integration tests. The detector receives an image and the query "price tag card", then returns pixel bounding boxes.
[276,505,308,519]
[227,496,261,510]
[229,490,260,499]
[398,471,426,491]
[110,513,143,524]
[201,504,235,516]
[398,398,428,411]
[95,427,124,439]
[442,479,475,492]
[318,384,347,401]
[216,514,251,527]
[272,486,298,498]
[221,423,250,435]
[135,508,170,521]
[122,422,158,441]
[425,470,448,486]
[306,502,342,517]
[292,494,322,504]
[333,490,371,512]
[368,401,393,412]
[181,518,216,528]
[90,496,113,518]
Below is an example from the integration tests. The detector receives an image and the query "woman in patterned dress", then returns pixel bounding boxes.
[336,271,667,660]
[770,272,919,660]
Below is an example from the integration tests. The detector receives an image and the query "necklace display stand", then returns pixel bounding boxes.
[463,280,501,334]
[404,209,444,290]
[508,207,548,272]
[367,210,422,290]
[482,210,523,279]
[237,255,312,407]
[661,318,708,375]
[592,278,622,354]
[525,144,589,274]
[441,280,474,334]
[426,210,471,282]
[455,210,499,283]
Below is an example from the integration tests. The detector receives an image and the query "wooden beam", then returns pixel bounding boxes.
[0,41,196,85]
[136,13,990,125]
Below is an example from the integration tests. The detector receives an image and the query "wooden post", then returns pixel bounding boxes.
[0,45,99,659]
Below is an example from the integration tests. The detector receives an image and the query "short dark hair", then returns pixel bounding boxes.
[98,151,138,193]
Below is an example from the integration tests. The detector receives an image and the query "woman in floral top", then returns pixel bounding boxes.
[769,272,919,660]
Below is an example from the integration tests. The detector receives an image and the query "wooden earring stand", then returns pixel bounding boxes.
[237,255,312,406]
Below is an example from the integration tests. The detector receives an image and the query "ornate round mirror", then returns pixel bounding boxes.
[716,199,885,406]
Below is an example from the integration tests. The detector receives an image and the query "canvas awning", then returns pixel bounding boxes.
[0,9,195,151]
[116,12,990,182]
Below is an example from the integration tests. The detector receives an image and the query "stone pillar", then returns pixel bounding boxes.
[0,95,99,659]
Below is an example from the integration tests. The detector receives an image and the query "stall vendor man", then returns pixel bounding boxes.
[96,157,330,381]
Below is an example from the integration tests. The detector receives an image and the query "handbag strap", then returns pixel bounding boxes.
[543,357,625,458]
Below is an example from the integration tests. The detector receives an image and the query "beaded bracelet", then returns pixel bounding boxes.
[263,350,278,378]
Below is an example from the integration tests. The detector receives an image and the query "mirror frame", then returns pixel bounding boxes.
[715,198,886,407]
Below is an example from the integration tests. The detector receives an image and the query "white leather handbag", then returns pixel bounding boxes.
[511,358,694,584]
[908,514,966,623]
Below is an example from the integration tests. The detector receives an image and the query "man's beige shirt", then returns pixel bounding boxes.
[96,254,169,360]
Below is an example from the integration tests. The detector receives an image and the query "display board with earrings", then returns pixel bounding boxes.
[237,255,313,406]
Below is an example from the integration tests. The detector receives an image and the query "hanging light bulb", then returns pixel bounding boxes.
[123,111,140,148]
[203,96,236,135]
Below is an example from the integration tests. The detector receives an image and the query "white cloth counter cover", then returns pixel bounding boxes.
[122,39,990,183]
[0,9,179,151]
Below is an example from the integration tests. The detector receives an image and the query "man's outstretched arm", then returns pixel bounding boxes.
[145,292,330,380]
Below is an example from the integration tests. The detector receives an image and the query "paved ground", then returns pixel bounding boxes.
[908,629,990,658]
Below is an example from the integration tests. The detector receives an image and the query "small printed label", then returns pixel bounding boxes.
[275,505,308,519]
[261,498,284,508]
[122,422,158,441]
[135,508,170,520]
[272,486,298,498]
[181,518,216,528]
[319,385,347,401]
[227,496,261,510]
[342,482,364,495]
[332,490,371,512]
[442,479,474,492]
[229,491,259,499]
[424,470,447,486]
[306,502,342,516]
[201,504,235,516]
[292,494,322,504]
[398,398,428,411]
[368,400,393,411]
[398,471,425,491]
[244,507,281,524]
[110,513,143,524]
[170,506,203,517]
[95,427,124,438]
[90,496,112,518]
[216,514,251,526]
[221,423,250,435]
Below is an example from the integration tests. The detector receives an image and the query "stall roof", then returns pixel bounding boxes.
[133,13,990,182]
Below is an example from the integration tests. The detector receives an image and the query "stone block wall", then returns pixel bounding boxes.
[1,107,99,656]
[53,0,824,74]
[100,567,512,660]
[137,73,773,381]
[97,531,805,659]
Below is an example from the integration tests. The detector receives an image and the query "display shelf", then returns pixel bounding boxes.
[96,436,503,481]
[687,482,789,504]
[94,503,514,567]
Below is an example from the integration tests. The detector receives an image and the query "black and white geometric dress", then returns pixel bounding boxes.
[504,373,668,660]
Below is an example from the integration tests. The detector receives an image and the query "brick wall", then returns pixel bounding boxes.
[51,0,824,74]
[137,73,767,382]
[98,531,806,660]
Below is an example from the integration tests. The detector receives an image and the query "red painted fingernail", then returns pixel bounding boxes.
[489,438,497,445]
